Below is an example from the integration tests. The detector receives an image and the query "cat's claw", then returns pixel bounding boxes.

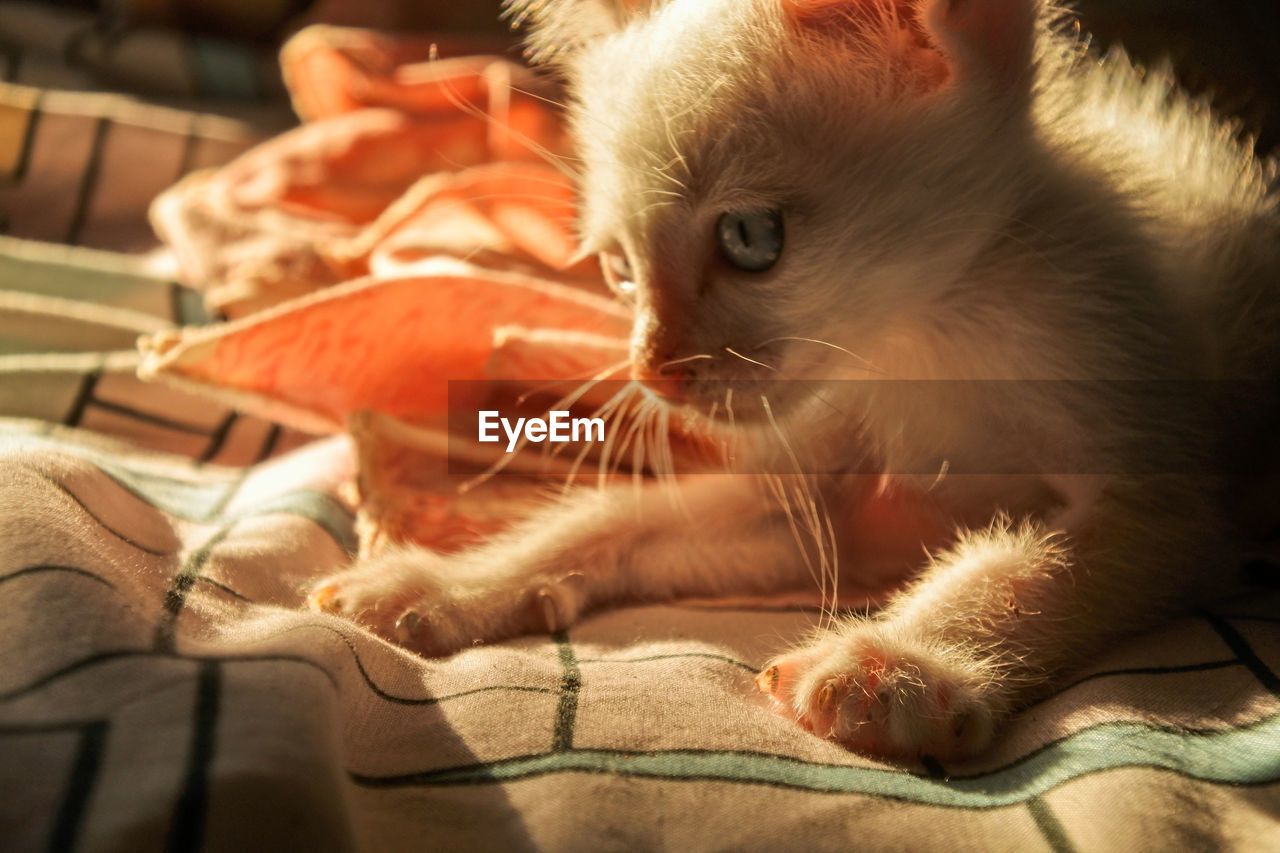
[754,665,781,695]
[306,583,342,613]
[531,572,586,633]
[757,630,998,761]
[395,610,425,643]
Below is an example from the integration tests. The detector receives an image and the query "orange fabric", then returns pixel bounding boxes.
[142,25,629,551]
[140,262,629,430]
[149,27,576,319]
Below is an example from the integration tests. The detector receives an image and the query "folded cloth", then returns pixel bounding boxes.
[151,26,579,318]
[139,25,654,555]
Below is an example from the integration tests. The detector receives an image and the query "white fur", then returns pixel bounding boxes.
[312,0,1279,760]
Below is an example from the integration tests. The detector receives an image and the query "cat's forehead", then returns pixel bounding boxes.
[565,0,909,244]
[568,2,806,236]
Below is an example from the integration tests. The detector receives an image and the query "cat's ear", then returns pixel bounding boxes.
[918,0,1038,91]
[503,0,654,65]
[782,0,1038,96]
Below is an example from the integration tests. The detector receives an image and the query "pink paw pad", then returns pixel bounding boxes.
[757,643,994,761]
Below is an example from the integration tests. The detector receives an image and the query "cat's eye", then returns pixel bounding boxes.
[600,251,637,298]
[716,208,783,272]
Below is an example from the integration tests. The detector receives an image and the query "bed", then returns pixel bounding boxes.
[2,3,1278,850]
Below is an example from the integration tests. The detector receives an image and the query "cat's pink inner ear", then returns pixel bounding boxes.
[781,0,951,90]
[781,0,913,31]
[920,0,1037,91]
[782,0,1036,96]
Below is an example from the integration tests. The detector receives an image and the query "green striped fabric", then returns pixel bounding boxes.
[1,412,1277,850]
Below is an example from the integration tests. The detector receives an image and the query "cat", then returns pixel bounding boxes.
[308,0,1280,761]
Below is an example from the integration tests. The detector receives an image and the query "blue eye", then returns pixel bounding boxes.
[716,208,783,272]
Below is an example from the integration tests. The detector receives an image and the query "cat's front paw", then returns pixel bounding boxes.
[756,626,1000,761]
[306,546,588,656]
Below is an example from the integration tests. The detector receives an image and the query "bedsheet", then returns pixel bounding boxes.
[3,390,1280,851]
[2,11,1279,853]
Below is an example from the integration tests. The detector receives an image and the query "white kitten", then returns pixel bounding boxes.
[310,0,1279,760]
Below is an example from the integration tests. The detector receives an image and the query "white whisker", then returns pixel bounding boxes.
[632,401,655,507]
[592,384,645,482]
[762,394,840,629]
[563,382,639,491]
[659,353,714,371]
[640,188,685,199]
[724,347,776,372]
[429,54,581,181]
[755,336,884,374]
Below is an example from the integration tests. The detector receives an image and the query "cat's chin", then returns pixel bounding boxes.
[662,378,850,427]
[653,382,788,426]
[646,380,859,475]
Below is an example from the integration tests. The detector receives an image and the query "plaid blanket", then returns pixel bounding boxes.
[4,401,1279,851]
[4,403,1280,850]
[2,4,1279,851]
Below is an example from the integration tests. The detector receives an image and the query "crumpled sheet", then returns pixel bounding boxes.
[141,25,651,556]
[149,26,590,317]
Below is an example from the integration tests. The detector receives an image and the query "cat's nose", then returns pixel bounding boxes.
[629,305,697,402]
[630,358,691,402]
